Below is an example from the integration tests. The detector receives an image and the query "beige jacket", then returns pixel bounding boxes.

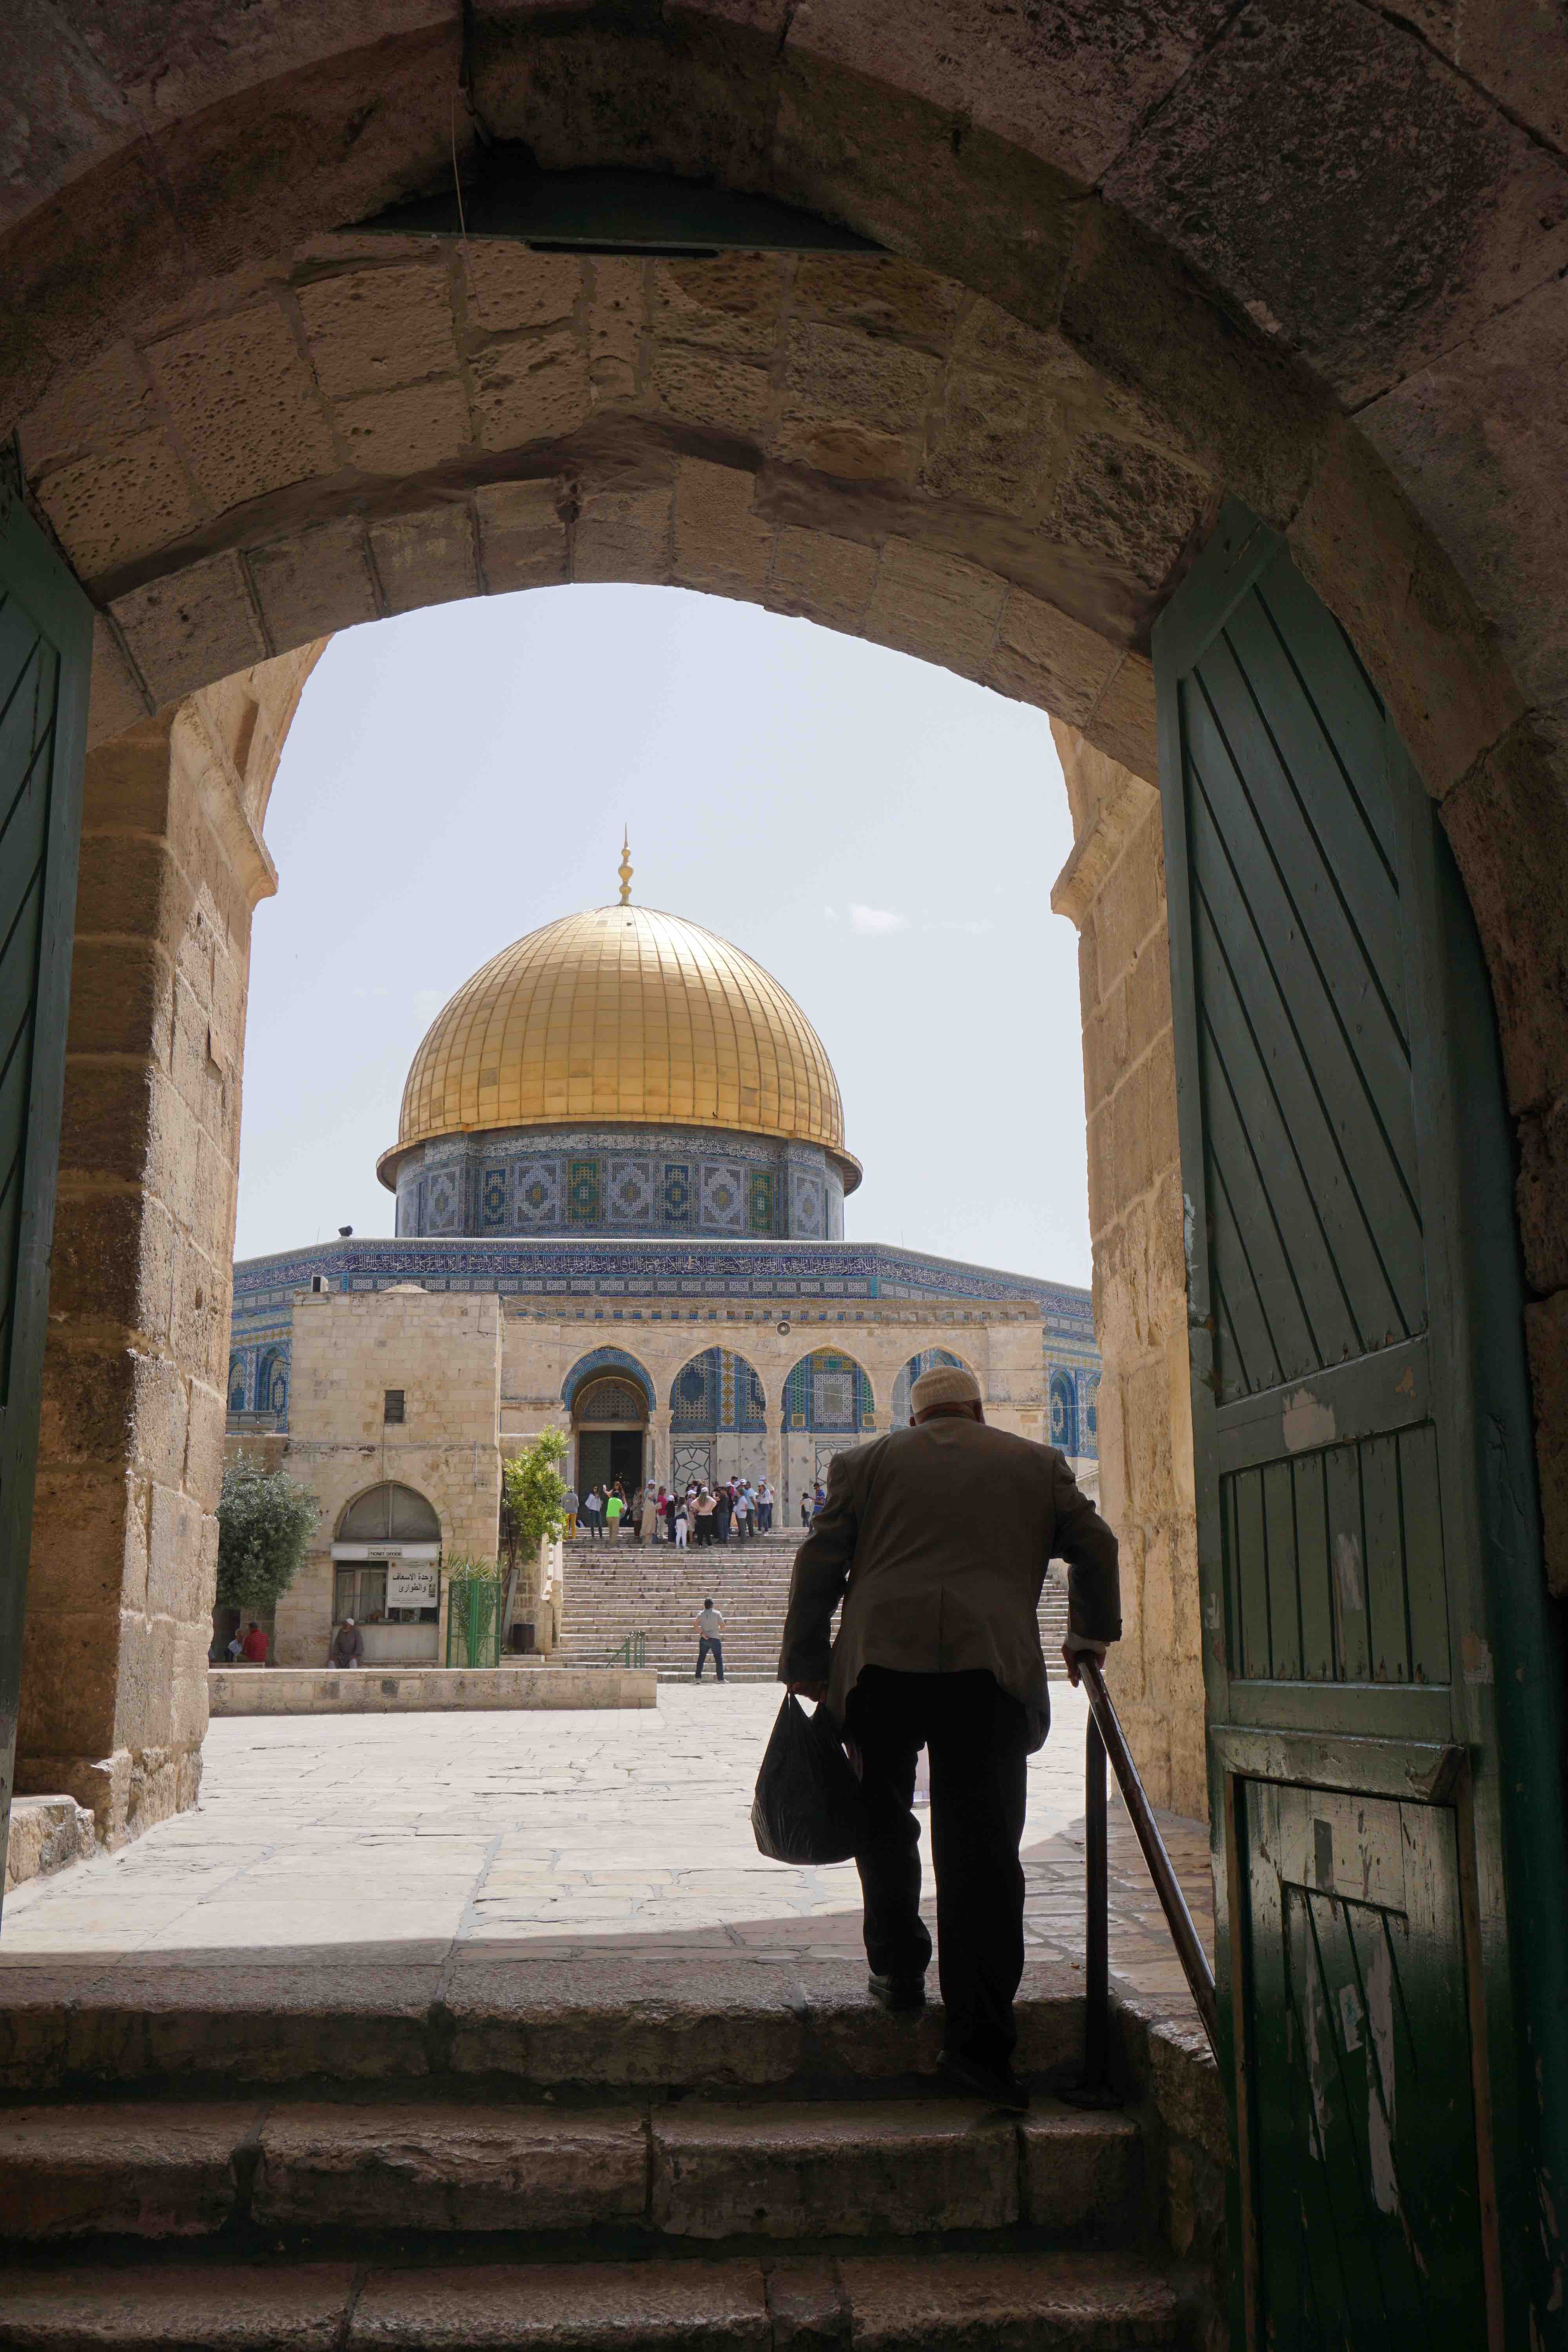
[777,1416,1120,1750]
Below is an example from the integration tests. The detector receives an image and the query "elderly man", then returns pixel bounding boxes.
[777,1361,1119,2110]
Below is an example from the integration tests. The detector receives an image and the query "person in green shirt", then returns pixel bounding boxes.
[604,1486,625,1541]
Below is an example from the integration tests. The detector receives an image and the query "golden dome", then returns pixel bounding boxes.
[378,904,858,1189]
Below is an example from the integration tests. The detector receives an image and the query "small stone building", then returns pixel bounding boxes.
[230,875,1099,1668]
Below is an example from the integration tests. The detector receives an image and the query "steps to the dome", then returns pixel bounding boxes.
[550,1540,1073,1682]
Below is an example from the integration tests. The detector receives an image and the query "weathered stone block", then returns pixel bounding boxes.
[574,481,673,585]
[987,590,1120,727]
[461,247,582,335]
[112,554,269,708]
[251,521,380,651]
[673,458,770,595]
[776,321,941,479]
[653,256,786,357]
[921,367,1058,515]
[767,526,877,633]
[471,330,591,451]
[863,541,1005,679]
[369,507,480,617]
[297,262,458,399]
[147,301,337,508]
[654,342,774,438]
[587,256,646,401]
[87,616,153,747]
[1085,653,1158,787]
[0,2103,246,2239]
[1020,2109,1142,2230]
[254,2105,646,2230]
[334,374,469,475]
[36,430,203,581]
[350,2261,767,2352]
[474,478,568,593]
[652,2102,1017,2238]
[47,1188,174,1344]
[147,1484,207,1622]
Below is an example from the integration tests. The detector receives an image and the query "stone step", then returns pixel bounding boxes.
[0,2097,1142,2247]
[0,2250,1180,2350]
[0,1960,1086,2100]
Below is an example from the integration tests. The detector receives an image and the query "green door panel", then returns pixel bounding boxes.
[0,479,93,1917]
[1244,1782,1486,2341]
[1155,502,1567,2347]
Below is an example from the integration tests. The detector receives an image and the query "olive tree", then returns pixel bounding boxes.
[215,1463,319,1615]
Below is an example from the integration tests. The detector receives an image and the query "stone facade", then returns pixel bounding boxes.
[270,1287,506,1671]
[1051,722,1202,1818]
[15,647,323,1845]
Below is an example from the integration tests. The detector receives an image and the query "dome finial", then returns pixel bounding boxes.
[618,828,633,906]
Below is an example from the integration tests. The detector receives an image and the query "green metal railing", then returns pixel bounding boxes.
[615,1632,647,1669]
[446,1573,506,1669]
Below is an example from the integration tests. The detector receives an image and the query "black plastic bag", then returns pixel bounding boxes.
[751,1693,868,1865]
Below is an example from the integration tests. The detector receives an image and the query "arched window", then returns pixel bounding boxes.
[227,1356,248,1413]
[337,1483,442,1544]
[573,1376,647,1424]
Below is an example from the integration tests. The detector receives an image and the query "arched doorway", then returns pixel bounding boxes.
[572,1376,649,1502]
[330,1481,441,1666]
[669,1348,768,1494]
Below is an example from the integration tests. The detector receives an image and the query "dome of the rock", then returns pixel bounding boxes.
[376,900,859,1239]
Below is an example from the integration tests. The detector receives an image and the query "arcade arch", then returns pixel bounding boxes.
[889,1347,974,1428]
[329,1480,443,1665]
[668,1348,768,1496]
[780,1348,877,1516]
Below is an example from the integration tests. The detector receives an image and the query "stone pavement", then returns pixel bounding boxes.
[0,1684,1214,2026]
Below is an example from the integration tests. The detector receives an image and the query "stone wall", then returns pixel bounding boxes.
[1051,721,1205,1820]
[274,1287,504,1669]
[15,648,322,1844]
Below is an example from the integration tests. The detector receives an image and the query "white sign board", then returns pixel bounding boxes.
[386,1564,439,1611]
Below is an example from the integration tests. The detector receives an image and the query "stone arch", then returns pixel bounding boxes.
[560,1346,655,1416]
[226,1354,248,1414]
[9,9,1568,1846]
[889,1346,975,1426]
[780,1346,877,1517]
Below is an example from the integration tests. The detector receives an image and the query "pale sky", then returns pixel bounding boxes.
[234,586,1091,1286]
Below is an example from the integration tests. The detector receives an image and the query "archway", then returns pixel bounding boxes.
[781,1347,876,1522]
[889,1347,973,1427]
[668,1347,768,1495]
[330,1480,442,1666]
[4,22,1568,2333]
[571,1373,650,1505]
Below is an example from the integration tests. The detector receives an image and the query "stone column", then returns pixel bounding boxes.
[1050,720,1204,1820]
[15,651,321,1845]
[649,1408,672,1493]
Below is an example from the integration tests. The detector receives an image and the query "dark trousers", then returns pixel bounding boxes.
[844,1666,1029,2070]
[695,1636,724,1680]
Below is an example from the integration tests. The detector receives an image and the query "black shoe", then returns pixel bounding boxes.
[867,1971,926,2014]
[938,2048,1030,2111]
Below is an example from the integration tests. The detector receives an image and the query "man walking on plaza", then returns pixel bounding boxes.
[777,1362,1119,2111]
[694,1597,726,1681]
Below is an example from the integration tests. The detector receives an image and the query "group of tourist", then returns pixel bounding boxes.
[565,1476,778,1546]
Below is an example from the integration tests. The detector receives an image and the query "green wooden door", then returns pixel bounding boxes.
[0,477,93,1916]
[1154,503,1566,2346]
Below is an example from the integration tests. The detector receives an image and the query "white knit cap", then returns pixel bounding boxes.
[910,1363,982,1412]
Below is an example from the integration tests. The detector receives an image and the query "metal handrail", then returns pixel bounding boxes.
[1072,1655,1220,2084]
